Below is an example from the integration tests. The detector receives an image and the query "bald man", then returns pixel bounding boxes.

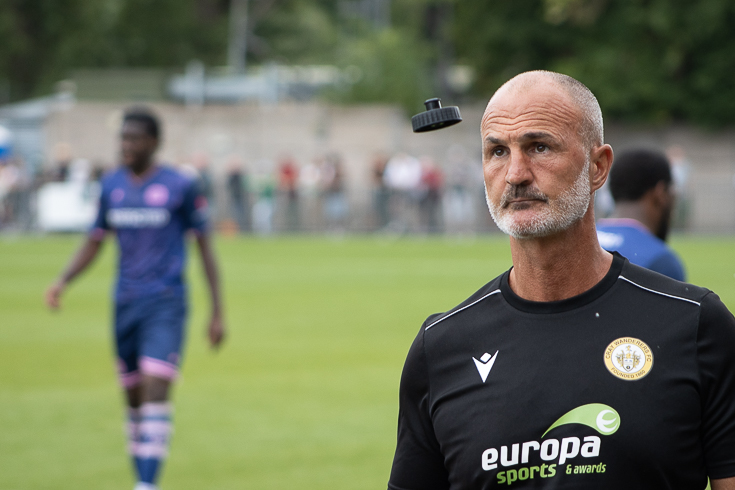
[388,71,735,489]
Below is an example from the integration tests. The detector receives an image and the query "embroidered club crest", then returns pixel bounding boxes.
[604,337,653,381]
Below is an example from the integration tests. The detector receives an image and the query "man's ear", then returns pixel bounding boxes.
[590,144,614,192]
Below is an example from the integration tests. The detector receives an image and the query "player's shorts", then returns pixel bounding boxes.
[114,292,187,388]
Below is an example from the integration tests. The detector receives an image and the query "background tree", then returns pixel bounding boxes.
[0,0,228,102]
[452,0,735,125]
[0,0,107,102]
[2,0,735,126]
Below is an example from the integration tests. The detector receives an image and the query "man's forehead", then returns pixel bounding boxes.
[481,85,580,138]
[481,105,579,140]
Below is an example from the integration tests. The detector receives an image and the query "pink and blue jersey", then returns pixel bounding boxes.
[596,218,686,281]
[91,166,208,302]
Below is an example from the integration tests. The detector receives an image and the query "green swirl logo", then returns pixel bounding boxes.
[542,403,620,438]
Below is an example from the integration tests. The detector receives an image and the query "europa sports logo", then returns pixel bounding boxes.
[482,403,620,486]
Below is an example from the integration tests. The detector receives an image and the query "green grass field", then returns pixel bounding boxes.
[1,234,734,490]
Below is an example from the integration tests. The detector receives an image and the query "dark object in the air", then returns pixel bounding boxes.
[411,98,462,133]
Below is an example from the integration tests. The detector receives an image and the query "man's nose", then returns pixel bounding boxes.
[505,151,533,187]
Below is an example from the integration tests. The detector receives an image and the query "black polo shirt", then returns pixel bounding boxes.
[389,253,735,489]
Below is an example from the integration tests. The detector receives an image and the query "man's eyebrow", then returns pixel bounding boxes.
[483,132,559,146]
[483,135,503,145]
[518,131,557,142]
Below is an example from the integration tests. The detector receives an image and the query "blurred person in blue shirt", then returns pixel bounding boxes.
[46,107,225,490]
[597,148,685,281]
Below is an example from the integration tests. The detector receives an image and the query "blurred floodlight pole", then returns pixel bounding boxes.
[228,0,249,74]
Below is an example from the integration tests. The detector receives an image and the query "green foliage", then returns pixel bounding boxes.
[102,0,229,68]
[250,0,340,64]
[329,27,434,112]
[4,0,735,125]
[0,0,107,100]
[452,0,735,126]
[0,0,228,101]
[0,0,446,111]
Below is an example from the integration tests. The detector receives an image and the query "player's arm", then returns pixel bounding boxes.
[45,235,104,310]
[194,232,225,348]
[712,477,735,490]
[184,176,225,349]
[47,177,111,310]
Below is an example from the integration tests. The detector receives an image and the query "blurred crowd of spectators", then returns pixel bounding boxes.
[0,143,498,235]
[0,142,108,231]
[183,145,490,235]
[0,156,30,230]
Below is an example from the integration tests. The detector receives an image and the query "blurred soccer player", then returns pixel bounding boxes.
[46,108,225,490]
[597,148,685,280]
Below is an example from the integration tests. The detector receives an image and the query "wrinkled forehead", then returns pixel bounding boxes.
[481,82,582,139]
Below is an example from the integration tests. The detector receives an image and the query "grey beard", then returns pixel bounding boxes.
[485,158,592,239]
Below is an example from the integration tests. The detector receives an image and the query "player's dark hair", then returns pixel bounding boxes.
[123,107,161,139]
[608,149,672,202]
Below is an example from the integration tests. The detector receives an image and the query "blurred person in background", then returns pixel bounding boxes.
[50,142,73,182]
[667,145,693,230]
[252,160,276,235]
[277,155,299,232]
[383,151,422,233]
[320,152,348,231]
[418,156,444,234]
[45,108,225,490]
[298,156,324,232]
[597,148,685,281]
[442,144,479,235]
[226,155,251,233]
[371,152,390,231]
[191,151,215,222]
[0,156,21,227]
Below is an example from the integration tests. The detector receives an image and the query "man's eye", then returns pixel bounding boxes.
[492,148,505,157]
[534,144,548,153]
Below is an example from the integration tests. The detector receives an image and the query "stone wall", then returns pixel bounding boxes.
[43,101,735,234]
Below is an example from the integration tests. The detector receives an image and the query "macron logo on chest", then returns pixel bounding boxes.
[473,350,499,383]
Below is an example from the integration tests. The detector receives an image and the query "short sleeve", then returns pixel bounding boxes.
[182,178,208,234]
[89,183,109,241]
[388,327,450,490]
[697,292,735,479]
